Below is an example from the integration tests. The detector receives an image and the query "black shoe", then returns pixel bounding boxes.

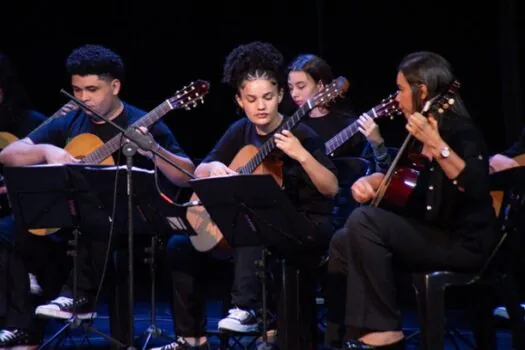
[0,328,38,348]
[149,336,210,350]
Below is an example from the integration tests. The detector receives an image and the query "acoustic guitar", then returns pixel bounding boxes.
[186,76,350,252]
[324,93,400,157]
[30,79,210,236]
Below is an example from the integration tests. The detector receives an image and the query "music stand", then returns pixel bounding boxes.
[3,164,127,349]
[189,174,314,349]
[66,164,185,349]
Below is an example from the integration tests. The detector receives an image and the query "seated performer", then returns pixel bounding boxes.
[325,51,498,349]
[287,53,393,231]
[287,53,391,170]
[153,41,338,350]
[0,44,195,347]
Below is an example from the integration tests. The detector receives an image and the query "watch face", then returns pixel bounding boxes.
[441,147,450,158]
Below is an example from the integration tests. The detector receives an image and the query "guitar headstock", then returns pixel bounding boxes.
[423,79,461,115]
[311,76,350,107]
[169,79,210,111]
[374,92,401,120]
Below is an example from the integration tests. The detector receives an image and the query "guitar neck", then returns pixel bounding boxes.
[325,106,379,155]
[82,100,174,164]
[241,102,311,174]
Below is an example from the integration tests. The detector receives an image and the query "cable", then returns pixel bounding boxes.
[88,135,123,323]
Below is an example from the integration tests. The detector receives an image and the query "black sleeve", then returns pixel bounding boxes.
[201,120,244,165]
[149,120,190,159]
[297,127,338,178]
[449,124,491,200]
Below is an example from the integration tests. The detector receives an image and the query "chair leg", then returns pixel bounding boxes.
[412,275,445,350]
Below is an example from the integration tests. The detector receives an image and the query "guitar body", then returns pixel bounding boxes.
[187,144,283,253]
[0,131,19,149]
[64,133,115,165]
[490,154,525,215]
[30,133,116,236]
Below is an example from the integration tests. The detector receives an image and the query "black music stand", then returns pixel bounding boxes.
[189,174,314,349]
[3,164,127,349]
[67,164,184,350]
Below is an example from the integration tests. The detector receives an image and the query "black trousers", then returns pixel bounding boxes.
[0,208,114,327]
[0,215,69,336]
[166,217,331,347]
[326,206,486,342]
[166,234,262,337]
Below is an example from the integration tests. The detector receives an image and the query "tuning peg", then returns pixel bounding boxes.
[448,98,455,105]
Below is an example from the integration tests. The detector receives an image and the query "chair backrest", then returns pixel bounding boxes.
[477,178,525,279]
[330,156,372,230]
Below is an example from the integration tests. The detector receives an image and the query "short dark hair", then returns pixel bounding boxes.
[221,41,285,92]
[66,44,124,82]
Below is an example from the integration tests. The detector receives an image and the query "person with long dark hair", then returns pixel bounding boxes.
[325,51,497,349]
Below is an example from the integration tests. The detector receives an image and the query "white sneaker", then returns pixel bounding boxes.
[493,304,525,319]
[29,273,42,295]
[35,296,96,320]
[218,307,259,333]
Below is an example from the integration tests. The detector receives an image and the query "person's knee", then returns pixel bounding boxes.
[343,207,376,245]
[166,234,195,267]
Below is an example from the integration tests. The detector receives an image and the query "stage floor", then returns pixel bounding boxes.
[40,301,513,349]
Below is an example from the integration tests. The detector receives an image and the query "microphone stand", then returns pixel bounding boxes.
[60,90,196,348]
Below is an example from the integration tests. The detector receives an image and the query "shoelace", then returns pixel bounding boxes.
[0,330,16,342]
[228,308,253,319]
[53,296,74,307]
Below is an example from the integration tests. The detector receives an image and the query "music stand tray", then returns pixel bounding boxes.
[189,174,314,253]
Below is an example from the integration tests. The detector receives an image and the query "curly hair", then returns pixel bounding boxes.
[66,44,125,82]
[221,41,285,92]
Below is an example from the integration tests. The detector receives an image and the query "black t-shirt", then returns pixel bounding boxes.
[202,116,338,239]
[302,110,366,158]
[27,102,189,171]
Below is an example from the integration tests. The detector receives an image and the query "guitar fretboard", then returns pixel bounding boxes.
[240,102,312,174]
[325,106,380,155]
[82,100,173,164]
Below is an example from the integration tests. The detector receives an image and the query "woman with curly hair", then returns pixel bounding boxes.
[158,41,339,350]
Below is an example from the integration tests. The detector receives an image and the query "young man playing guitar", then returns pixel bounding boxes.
[154,41,339,350]
[0,44,195,347]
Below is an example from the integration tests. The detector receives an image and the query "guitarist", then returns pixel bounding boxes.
[287,53,391,171]
[287,53,393,234]
[154,41,338,350]
[0,44,195,347]
[325,52,498,349]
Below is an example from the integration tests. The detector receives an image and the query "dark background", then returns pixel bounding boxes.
[1,0,523,161]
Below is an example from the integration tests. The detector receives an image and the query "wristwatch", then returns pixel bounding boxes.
[440,146,450,159]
